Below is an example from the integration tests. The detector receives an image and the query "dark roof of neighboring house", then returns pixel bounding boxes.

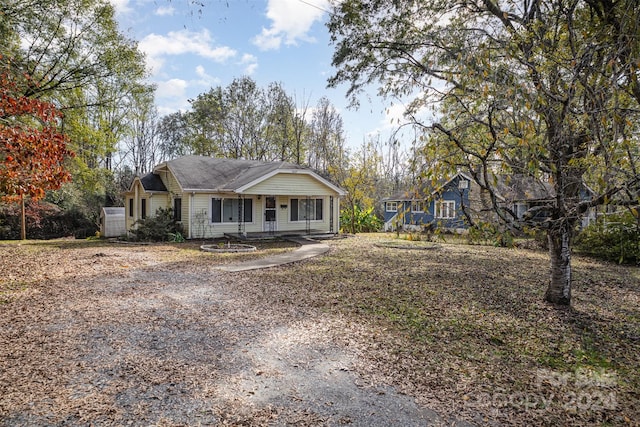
[383,172,566,204]
[384,189,426,202]
[383,172,471,201]
[493,174,554,202]
[140,172,167,192]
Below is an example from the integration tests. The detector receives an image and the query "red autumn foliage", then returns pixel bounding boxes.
[0,69,74,202]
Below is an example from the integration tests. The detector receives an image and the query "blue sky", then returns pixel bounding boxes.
[109,0,410,150]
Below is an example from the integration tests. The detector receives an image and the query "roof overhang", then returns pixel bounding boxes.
[234,169,347,196]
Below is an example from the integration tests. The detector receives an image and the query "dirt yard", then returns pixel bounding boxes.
[0,236,638,426]
[0,239,463,426]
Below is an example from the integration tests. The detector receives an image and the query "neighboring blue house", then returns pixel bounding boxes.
[383,172,598,233]
[492,174,597,228]
[382,172,473,232]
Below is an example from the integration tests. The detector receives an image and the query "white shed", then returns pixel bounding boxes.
[100,207,126,238]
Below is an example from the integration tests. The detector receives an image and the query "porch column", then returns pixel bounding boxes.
[188,192,194,239]
[237,194,244,236]
[334,196,341,233]
[133,182,139,228]
[330,196,334,233]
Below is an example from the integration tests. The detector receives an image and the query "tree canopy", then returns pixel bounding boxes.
[157,77,349,168]
[0,70,74,201]
[1,0,150,197]
[328,0,640,305]
[0,69,74,239]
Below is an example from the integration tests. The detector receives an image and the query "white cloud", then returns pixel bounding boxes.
[139,29,236,75]
[252,0,329,51]
[155,78,191,115]
[108,0,132,15]
[240,53,257,63]
[194,65,207,77]
[360,102,411,139]
[253,30,282,51]
[384,103,408,128]
[239,54,258,75]
[194,65,220,87]
[244,63,259,76]
[156,78,188,100]
[155,6,175,16]
[143,55,166,76]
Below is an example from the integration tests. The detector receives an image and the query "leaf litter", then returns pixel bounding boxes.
[0,235,638,426]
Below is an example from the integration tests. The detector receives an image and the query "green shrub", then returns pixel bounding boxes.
[340,205,383,234]
[575,211,640,264]
[523,227,549,250]
[129,207,184,242]
[0,201,96,240]
[467,221,514,247]
[167,231,185,243]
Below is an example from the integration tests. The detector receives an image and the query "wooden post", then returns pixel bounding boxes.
[20,193,26,240]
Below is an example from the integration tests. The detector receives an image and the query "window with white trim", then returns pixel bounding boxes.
[386,201,398,212]
[290,198,323,221]
[514,203,528,219]
[212,198,253,223]
[411,200,424,213]
[141,198,147,219]
[173,198,182,222]
[435,200,456,219]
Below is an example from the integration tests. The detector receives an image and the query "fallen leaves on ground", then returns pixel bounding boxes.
[256,234,640,426]
[0,235,638,426]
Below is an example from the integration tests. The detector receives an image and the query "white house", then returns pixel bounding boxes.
[124,155,346,239]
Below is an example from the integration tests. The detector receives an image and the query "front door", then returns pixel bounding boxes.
[263,196,277,232]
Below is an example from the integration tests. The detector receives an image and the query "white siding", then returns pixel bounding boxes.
[245,173,337,196]
[163,170,182,193]
[188,193,263,238]
[128,169,344,238]
[273,195,288,232]
[245,173,342,234]
[189,193,212,238]
[183,193,340,237]
[124,178,172,233]
[125,180,143,231]
[275,196,328,232]
[149,194,169,217]
[125,196,135,231]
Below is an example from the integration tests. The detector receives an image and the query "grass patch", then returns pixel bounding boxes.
[258,233,639,426]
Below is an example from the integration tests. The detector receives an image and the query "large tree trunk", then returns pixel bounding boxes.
[545,223,572,305]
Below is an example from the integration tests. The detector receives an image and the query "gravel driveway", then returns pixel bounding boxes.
[0,245,469,426]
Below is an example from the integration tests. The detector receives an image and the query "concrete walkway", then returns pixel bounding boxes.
[214,237,330,272]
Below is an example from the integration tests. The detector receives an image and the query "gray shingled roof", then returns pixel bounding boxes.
[383,172,558,203]
[493,174,554,202]
[163,155,307,191]
[382,173,471,201]
[140,172,168,192]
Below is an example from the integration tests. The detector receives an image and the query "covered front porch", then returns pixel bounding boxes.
[202,192,340,239]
